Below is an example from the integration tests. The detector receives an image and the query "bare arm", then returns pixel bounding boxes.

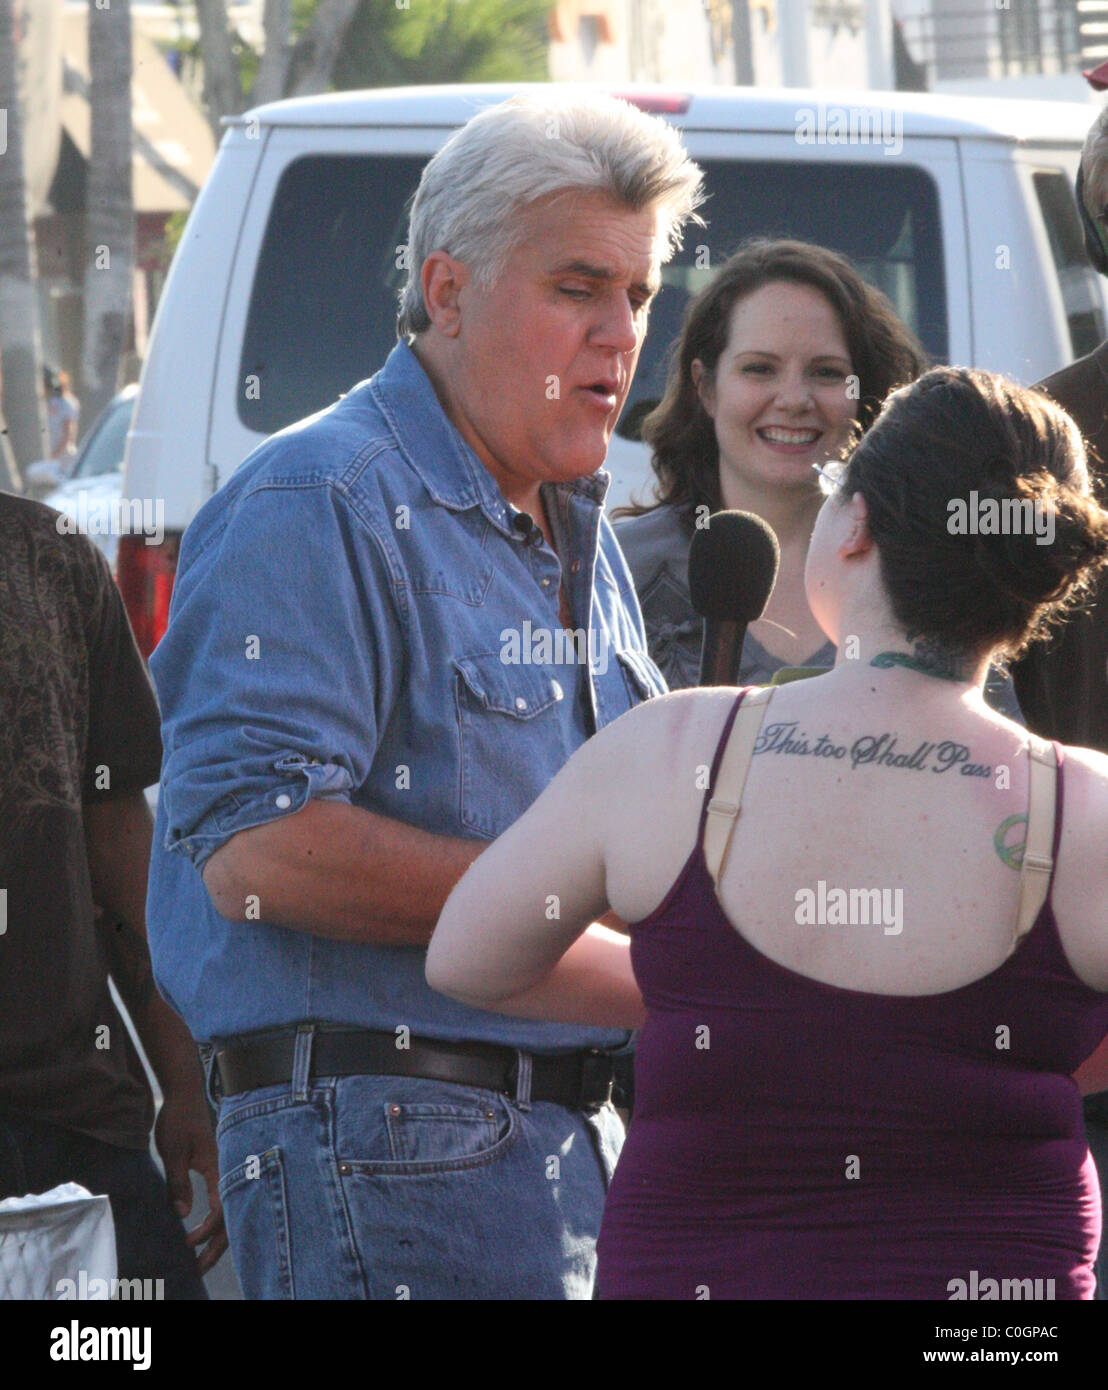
[86,792,207,1097]
[440,923,645,1029]
[85,790,228,1273]
[427,703,658,1028]
[201,798,486,946]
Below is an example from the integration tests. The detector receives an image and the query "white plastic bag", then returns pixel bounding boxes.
[0,1183,116,1300]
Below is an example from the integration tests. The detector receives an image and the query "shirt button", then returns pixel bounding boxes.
[570,559,581,574]
[515,697,528,712]
[275,793,292,809]
[551,680,563,700]
[542,577,551,587]
[389,1104,402,1117]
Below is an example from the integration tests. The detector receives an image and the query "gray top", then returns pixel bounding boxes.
[615,504,834,691]
[614,502,1025,722]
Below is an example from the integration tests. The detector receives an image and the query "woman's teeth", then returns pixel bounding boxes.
[759,427,820,444]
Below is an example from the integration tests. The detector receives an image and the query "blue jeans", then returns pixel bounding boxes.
[0,1117,207,1300]
[209,1054,624,1300]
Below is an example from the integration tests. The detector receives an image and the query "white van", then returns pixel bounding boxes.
[119,83,1106,654]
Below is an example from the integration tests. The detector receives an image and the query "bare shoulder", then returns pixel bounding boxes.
[555,687,740,839]
[585,687,743,772]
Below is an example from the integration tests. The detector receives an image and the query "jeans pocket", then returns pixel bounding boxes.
[341,1090,519,1175]
[218,1147,295,1299]
[214,1081,297,1140]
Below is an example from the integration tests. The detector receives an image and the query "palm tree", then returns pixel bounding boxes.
[0,0,45,484]
[81,0,134,433]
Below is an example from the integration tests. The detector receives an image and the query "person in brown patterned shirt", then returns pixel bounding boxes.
[0,491,226,1296]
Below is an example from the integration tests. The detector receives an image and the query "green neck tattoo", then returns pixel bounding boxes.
[871,639,974,683]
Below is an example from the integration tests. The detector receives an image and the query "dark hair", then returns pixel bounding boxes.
[618,238,928,519]
[842,366,1108,660]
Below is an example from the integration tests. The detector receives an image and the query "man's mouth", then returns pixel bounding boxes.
[581,380,620,409]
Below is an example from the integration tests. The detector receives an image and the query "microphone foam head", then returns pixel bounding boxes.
[688,510,781,623]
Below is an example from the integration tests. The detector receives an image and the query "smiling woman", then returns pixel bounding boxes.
[614,238,927,688]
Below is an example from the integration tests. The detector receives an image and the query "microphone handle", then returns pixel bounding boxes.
[698,618,748,687]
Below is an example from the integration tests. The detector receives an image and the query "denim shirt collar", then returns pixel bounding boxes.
[371,339,610,534]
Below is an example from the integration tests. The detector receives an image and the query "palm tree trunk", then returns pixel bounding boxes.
[288,0,362,96]
[81,0,134,434]
[0,0,45,484]
[195,0,243,140]
[252,0,293,107]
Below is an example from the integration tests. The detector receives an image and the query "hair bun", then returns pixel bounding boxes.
[969,470,1108,607]
[850,365,1108,660]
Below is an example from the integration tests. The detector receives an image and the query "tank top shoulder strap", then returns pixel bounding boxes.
[1010,735,1063,950]
[698,685,776,890]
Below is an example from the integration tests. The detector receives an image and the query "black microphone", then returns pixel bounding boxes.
[688,511,780,687]
[512,512,542,546]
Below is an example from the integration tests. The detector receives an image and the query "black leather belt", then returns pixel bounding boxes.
[210,1028,616,1112]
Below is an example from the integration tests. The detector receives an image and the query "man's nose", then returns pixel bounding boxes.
[592,293,641,353]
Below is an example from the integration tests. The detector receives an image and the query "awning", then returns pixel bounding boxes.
[56,10,216,215]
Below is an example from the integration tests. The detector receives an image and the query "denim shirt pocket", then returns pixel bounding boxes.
[453,652,569,840]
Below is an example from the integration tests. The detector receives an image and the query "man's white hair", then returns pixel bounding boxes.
[1081,103,1108,215]
[397,91,705,336]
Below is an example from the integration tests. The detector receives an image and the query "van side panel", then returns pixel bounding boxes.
[124,132,268,529]
[959,139,1077,384]
[207,127,453,497]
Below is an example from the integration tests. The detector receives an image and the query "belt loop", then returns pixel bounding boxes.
[199,1043,222,1107]
[513,1049,533,1111]
[291,1023,315,1102]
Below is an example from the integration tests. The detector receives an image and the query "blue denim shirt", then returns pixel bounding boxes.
[147,340,665,1053]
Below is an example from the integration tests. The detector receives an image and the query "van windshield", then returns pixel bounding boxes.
[238,153,946,437]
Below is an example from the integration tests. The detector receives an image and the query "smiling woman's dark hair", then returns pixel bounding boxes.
[841,366,1108,660]
[616,238,927,520]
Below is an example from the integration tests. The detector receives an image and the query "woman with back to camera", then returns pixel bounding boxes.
[427,367,1108,1299]
[615,238,927,688]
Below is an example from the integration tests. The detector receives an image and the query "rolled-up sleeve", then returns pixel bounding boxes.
[152,478,404,870]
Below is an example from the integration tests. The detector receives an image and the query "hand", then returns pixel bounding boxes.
[153,1085,228,1276]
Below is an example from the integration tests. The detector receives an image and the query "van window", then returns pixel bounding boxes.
[629,158,945,410]
[239,154,946,435]
[1033,169,1105,361]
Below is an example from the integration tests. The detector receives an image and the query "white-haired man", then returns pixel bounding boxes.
[147,92,703,1299]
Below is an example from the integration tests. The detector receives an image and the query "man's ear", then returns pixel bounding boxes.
[691,359,715,418]
[839,489,873,560]
[420,251,469,337]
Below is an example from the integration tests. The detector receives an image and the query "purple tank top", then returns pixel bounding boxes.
[597,690,1108,1300]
